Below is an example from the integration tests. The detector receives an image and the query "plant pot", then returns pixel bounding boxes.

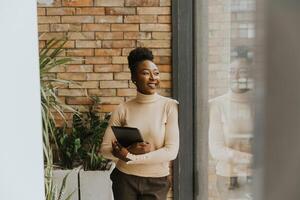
[79,163,115,200]
[52,168,80,200]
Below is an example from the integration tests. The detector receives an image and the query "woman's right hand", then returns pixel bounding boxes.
[127,142,151,155]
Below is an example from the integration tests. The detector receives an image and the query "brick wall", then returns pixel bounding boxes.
[37,0,173,199]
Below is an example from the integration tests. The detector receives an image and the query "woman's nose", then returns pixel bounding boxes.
[149,73,156,80]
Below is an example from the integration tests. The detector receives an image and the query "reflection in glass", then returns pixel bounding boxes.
[208,0,256,199]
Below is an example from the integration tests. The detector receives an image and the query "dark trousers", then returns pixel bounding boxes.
[110,168,170,200]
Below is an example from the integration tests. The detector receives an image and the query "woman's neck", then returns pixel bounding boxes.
[136,91,159,103]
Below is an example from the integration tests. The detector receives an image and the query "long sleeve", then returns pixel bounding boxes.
[127,100,179,165]
[100,104,125,161]
[209,101,252,164]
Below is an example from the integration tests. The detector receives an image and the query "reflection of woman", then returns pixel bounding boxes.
[209,58,253,199]
[101,47,179,200]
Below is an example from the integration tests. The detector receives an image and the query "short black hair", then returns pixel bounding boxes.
[127,47,154,78]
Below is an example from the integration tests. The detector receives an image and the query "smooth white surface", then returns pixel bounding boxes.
[0,1,45,200]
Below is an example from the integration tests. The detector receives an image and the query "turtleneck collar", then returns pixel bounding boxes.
[229,90,252,102]
[136,91,159,103]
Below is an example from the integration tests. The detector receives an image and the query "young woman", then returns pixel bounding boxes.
[101,47,180,200]
[209,58,254,199]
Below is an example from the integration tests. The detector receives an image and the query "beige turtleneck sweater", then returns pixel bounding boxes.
[100,91,179,177]
[209,91,253,177]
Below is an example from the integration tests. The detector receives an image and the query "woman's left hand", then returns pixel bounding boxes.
[112,141,130,162]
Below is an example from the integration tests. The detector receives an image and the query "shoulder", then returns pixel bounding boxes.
[209,93,228,107]
[159,95,179,106]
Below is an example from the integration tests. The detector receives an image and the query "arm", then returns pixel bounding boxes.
[209,101,252,164]
[127,100,179,165]
[100,104,124,161]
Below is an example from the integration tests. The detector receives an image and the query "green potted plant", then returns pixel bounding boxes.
[40,38,78,200]
[54,97,114,200]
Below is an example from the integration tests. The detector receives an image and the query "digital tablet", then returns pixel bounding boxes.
[111,126,144,148]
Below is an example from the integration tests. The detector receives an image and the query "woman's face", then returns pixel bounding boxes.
[133,60,160,95]
[229,59,253,93]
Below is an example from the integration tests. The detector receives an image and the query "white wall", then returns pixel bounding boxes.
[0,1,44,200]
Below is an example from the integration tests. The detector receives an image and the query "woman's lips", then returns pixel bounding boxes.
[147,83,157,89]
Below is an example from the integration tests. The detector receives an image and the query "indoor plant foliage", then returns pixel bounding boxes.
[55,97,111,171]
[40,38,77,200]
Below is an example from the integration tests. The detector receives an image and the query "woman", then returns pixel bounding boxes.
[209,57,254,200]
[100,47,179,200]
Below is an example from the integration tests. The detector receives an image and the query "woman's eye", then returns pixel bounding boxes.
[154,72,160,75]
[142,72,149,75]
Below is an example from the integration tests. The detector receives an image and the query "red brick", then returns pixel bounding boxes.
[39,41,46,48]
[137,7,170,15]
[85,57,112,64]
[38,0,61,7]
[112,56,128,64]
[100,80,128,88]
[37,8,46,16]
[48,65,65,72]
[95,49,122,56]
[76,40,102,48]
[159,72,171,80]
[52,41,75,48]
[123,64,131,72]
[88,89,116,96]
[158,15,171,23]
[117,88,137,96]
[98,97,124,104]
[158,65,171,72]
[46,8,75,15]
[69,81,99,88]
[62,16,93,23]
[51,82,69,89]
[124,32,151,39]
[62,0,93,6]
[96,32,123,40]
[153,56,171,64]
[160,0,171,6]
[58,89,87,96]
[66,65,93,72]
[82,24,110,31]
[67,57,84,64]
[98,104,118,112]
[94,65,123,72]
[38,16,60,24]
[125,0,159,6]
[67,49,94,56]
[152,32,171,39]
[95,0,124,6]
[124,15,157,23]
[50,24,81,32]
[57,73,86,80]
[76,7,105,15]
[152,49,171,56]
[95,16,123,23]
[121,48,134,56]
[66,97,94,105]
[159,80,171,88]
[39,33,65,40]
[38,24,49,32]
[160,90,172,97]
[140,24,171,31]
[137,40,170,48]
[129,81,137,88]
[111,24,139,31]
[114,72,131,80]
[105,8,136,15]
[67,32,94,40]
[102,40,135,48]
[87,73,113,80]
